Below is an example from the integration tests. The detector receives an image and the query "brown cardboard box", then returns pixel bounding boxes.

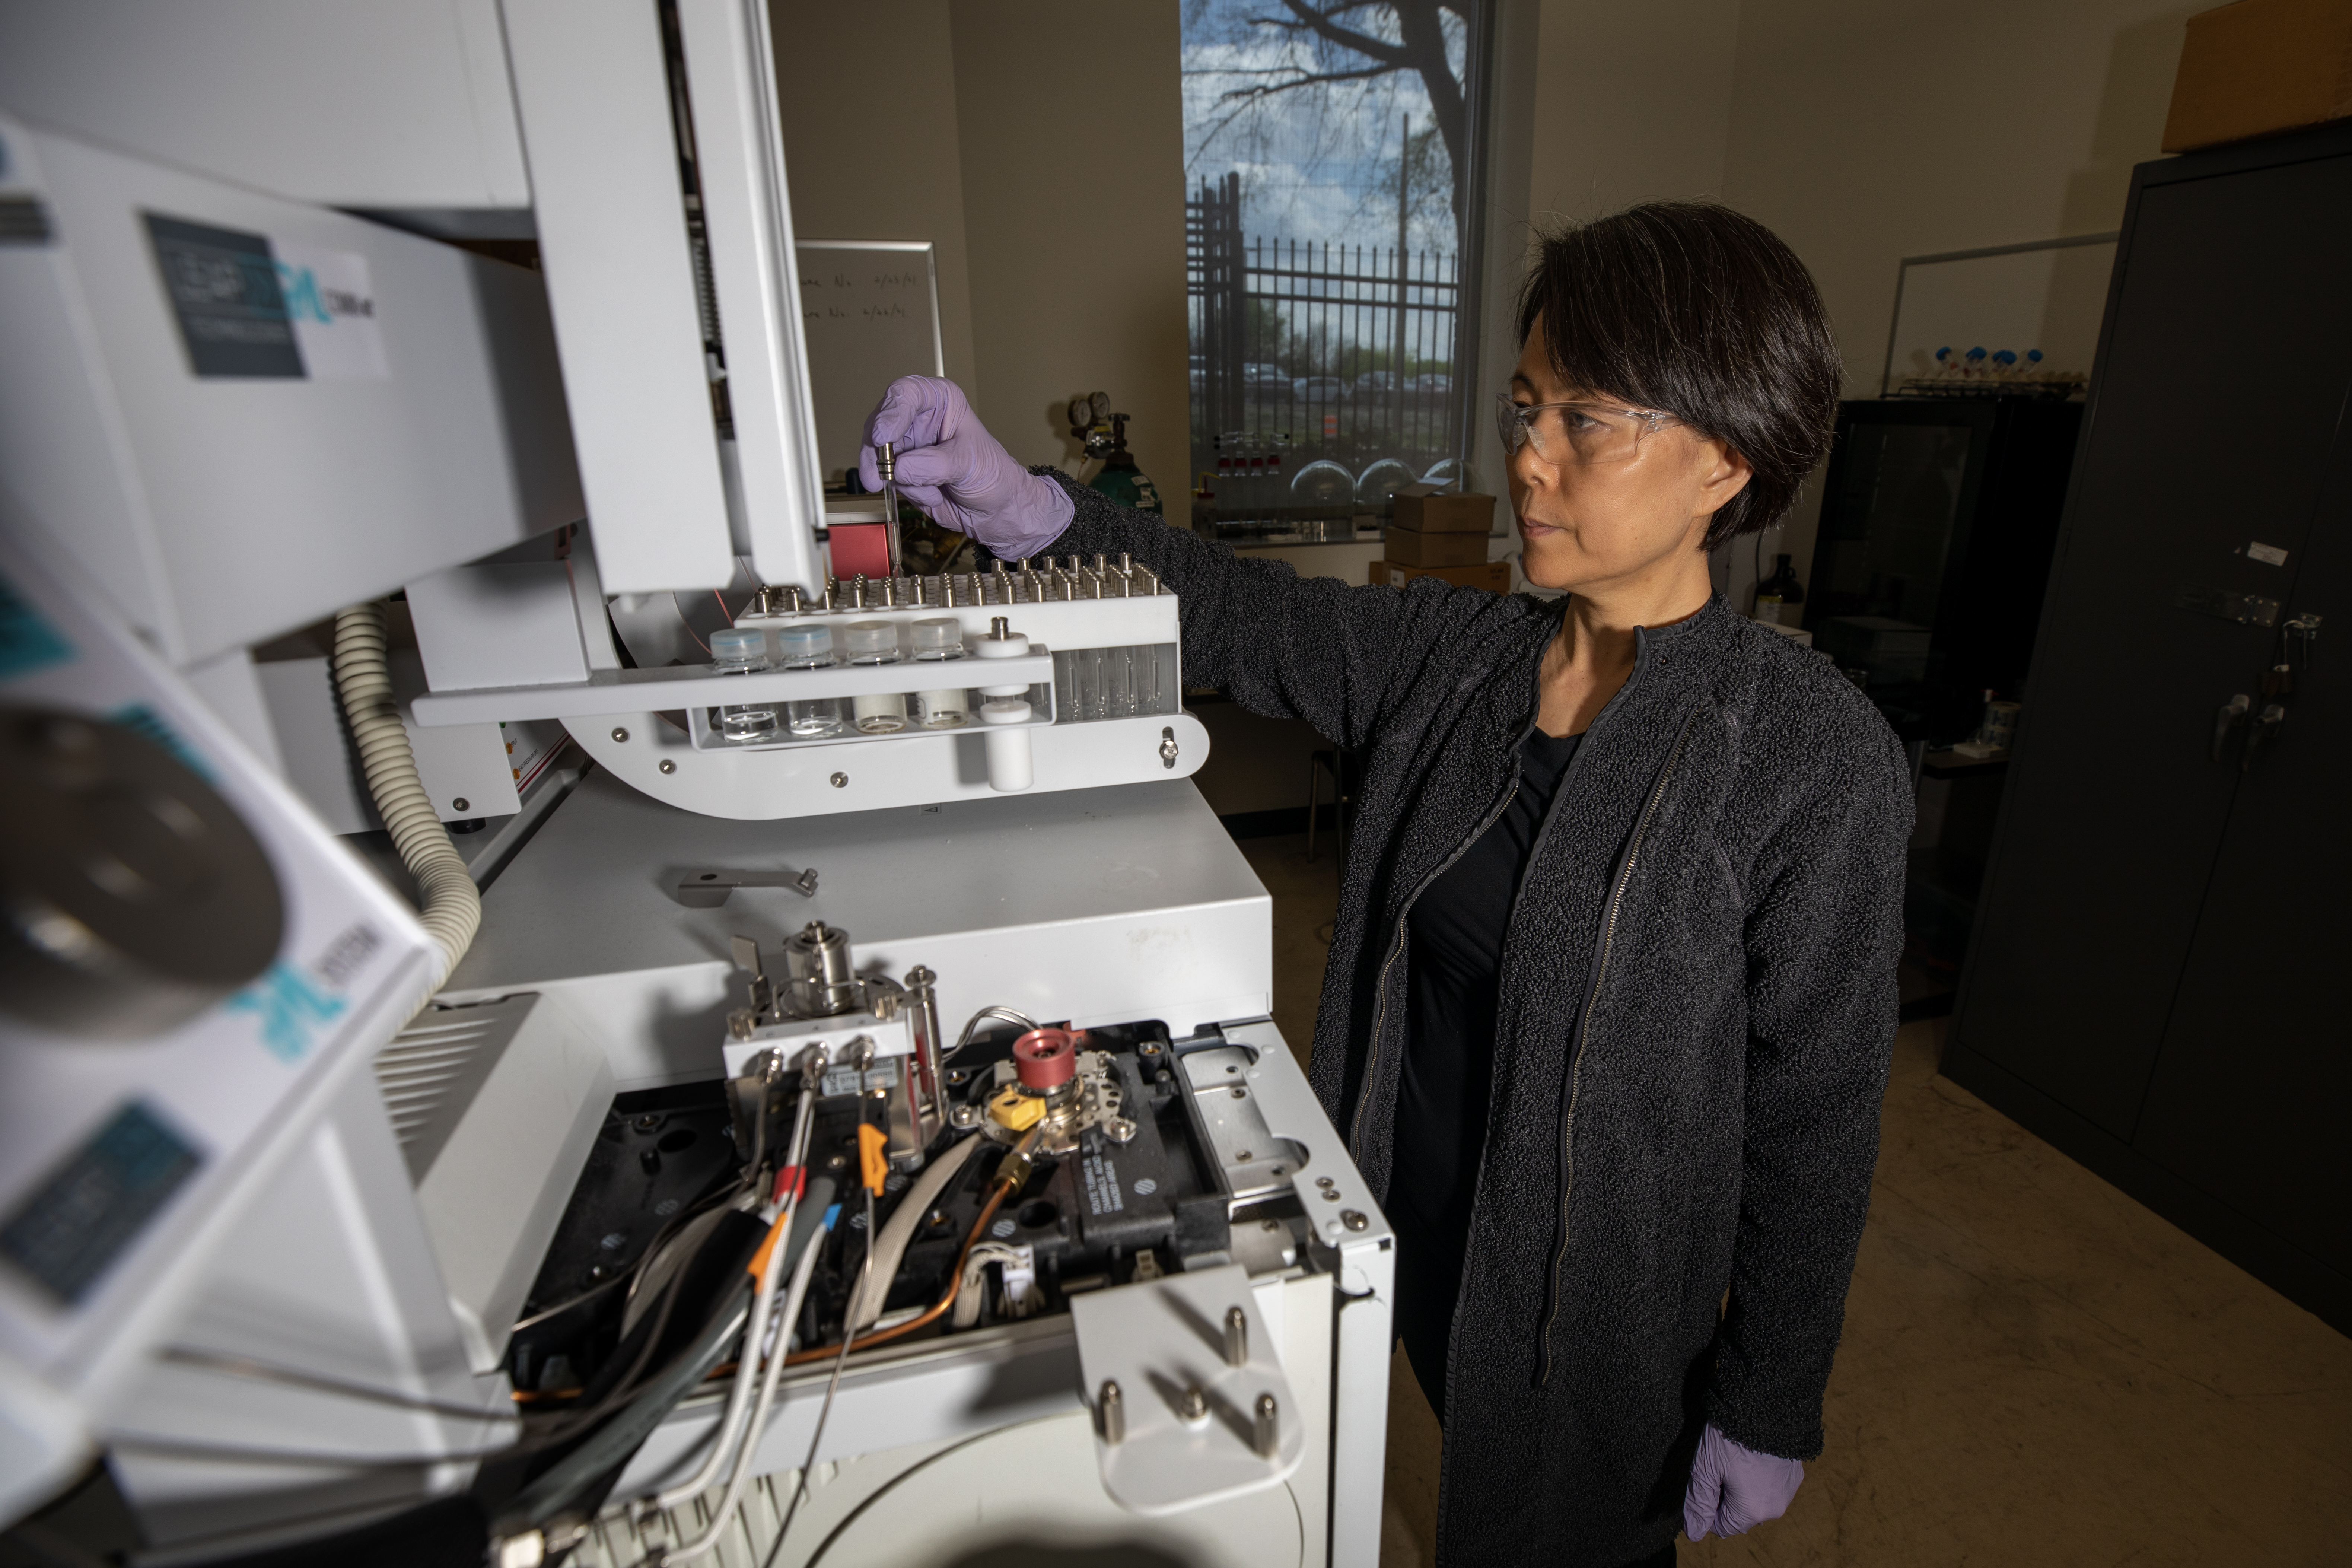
[1391,485,1496,533]
[1384,525,1490,566]
[1371,558,1513,593]
[2163,0,2352,152]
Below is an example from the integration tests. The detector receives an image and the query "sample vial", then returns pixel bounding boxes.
[843,621,902,665]
[844,620,908,734]
[909,617,966,661]
[915,689,970,728]
[774,623,843,738]
[707,627,778,742]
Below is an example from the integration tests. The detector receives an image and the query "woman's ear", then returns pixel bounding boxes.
[1697,437,1753,516]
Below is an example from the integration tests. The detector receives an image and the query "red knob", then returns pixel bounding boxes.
[1012,1027,1076,1089]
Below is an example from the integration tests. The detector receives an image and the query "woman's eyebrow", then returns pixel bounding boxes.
[1509,372,1536,393]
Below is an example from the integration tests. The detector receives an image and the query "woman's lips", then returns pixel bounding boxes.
[1516,515,1559,538]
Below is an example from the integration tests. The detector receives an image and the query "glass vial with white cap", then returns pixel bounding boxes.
[909,616,970,728]
[775,623,843,738]
[844,620,909,734]
[708,627,778,741]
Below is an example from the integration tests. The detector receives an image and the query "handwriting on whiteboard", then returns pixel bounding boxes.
[800,268,928,329]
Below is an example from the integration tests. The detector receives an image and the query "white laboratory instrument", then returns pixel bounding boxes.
[0,5,1394,1565]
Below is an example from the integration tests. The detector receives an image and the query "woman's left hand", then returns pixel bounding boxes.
[1682,1422,1804,1539]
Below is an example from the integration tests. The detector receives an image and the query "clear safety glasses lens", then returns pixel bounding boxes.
[1495,394,1670,465]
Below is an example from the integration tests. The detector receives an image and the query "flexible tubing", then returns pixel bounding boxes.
[660,1207,831,1566]
[648,1094,817,1515]
[491,1281,752,1538]
[843,1133,980,1332]
[331,602,481,1011]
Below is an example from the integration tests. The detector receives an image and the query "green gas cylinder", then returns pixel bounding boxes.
[1082,412,1161,515]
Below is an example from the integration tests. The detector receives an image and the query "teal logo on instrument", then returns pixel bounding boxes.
[226,963,347,1063]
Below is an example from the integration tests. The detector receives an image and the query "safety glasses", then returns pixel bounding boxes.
[1495,393,1679,466]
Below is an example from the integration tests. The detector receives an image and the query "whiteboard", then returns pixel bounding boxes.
[795,241,945,483]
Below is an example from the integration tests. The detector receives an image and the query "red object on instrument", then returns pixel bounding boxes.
[1012,1027,1077,1089]
[826,523,893,580]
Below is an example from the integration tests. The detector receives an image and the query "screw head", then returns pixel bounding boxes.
[1341,1209,1369,1231]
[611,726,630,743]
[830,772,849,788]
[452,796,470,812]
[1322,1189,1340,1201]
[658,759,675,775]
[1315,1176,1334,1188]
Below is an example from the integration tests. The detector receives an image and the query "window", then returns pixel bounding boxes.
[1183,1,1489,534]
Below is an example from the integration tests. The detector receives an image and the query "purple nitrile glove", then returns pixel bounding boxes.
[1682,1422,1804,1540]
[857,375,1074,562]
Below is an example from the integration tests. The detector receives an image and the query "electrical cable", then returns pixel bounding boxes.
[770,1176,875,1560]
[842,1133,980,1333]
[653,1199,834,1566]
[779,1123,1040,1368]
[940,1005,1039,1067]
[641,1082,821,1519]
[490,1282,753,1540]
[153,1347,524,1429]
[331,601,481,1019]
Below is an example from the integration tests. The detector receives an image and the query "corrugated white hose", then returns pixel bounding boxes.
[332,603,481,1014]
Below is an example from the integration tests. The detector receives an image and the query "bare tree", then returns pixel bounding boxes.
[1209,1,1473,239]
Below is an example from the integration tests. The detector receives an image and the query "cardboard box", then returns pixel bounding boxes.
[1391,485,1496,533]
[1384,524,1490,567]
[2163,0,2352,153]
[1371,558,1512,594]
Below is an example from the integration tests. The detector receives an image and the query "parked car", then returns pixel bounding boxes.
[1350,370,1399,405]
[1243,362,1292,402]
[1405,372,1452,397]
[1292,375,1347,404]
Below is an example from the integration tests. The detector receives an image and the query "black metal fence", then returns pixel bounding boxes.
[1187,172,1465,506]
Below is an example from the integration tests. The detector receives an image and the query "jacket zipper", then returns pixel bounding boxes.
[1535,705,1698,1385]
[1347,777,1524,1158]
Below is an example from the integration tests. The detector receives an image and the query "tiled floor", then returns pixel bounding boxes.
[1235,833,2352,1567]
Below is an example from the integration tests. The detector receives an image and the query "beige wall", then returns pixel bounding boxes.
[771,0,1193,508]
[949,1,1193,508]
[771,0,980,393]
[1526,0,1741,220]
[1509,0,2193,600]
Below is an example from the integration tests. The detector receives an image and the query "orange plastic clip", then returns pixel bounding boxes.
[746,1209,790,1281]
[857,1123,888,1195]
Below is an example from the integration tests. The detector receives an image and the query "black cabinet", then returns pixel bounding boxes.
[1946,122,2352,1329]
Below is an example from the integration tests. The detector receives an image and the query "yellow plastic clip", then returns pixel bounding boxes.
[858,1123,889,1195]
[987,1084,1045,1132]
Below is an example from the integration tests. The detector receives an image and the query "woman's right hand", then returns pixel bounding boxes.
[858,376,1074,561]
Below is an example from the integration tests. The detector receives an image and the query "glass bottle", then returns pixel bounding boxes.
[844,620,908,734]
[1754,553,1807,626]
[774,623,843,738]
[707,627,777,742]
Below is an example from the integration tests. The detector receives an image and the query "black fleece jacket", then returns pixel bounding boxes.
[1037,474,1911,1567]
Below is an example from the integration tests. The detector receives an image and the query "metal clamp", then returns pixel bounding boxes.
[1159,726,1180,769]
[677,867,819,907]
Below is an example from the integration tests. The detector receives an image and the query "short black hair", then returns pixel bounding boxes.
[1515,201,1841,548]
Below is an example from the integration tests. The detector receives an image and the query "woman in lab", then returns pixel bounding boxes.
[860,201,1906,1568]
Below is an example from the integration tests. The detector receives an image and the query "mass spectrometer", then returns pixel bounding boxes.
[0,5,1392,1565]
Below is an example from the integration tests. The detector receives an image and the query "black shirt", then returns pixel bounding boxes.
[1390,729,1582,1380]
